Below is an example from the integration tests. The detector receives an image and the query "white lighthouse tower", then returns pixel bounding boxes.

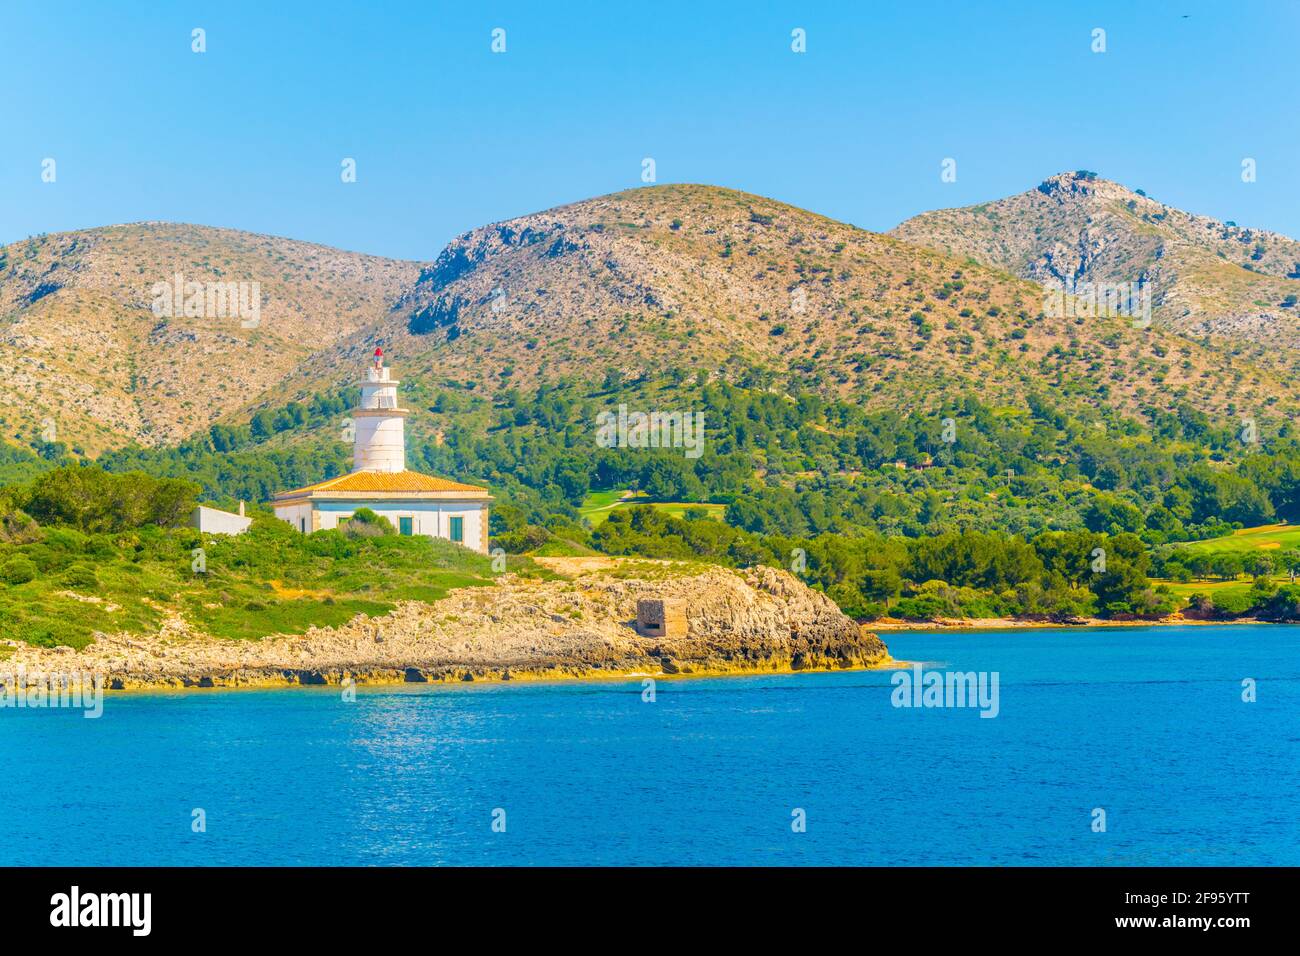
[353,347,407,473]
[270,347,491,551]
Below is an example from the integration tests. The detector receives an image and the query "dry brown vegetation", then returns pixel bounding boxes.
[0,223,418,452]
[309,182,1300,419]
[892,171,1300,378]
[3,182,1299,457]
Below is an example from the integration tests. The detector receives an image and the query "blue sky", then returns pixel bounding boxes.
[2,1,1297,261]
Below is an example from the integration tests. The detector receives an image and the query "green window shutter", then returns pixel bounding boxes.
[450,516,464,543]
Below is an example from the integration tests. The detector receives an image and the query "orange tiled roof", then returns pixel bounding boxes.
[276,470,488,498]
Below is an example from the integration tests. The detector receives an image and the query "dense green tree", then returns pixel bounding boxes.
[19,467,198,534]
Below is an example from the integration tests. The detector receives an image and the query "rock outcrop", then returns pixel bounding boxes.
[1,558,890,689]
[891,170,1300,358]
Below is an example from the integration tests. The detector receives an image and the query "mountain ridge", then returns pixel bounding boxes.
[0,222,419,452]
[891,171,1300,354]
[4,180,1300,459]
[291,181,1300,421]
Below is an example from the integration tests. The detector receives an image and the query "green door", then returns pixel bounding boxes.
[399,516,413,536]
[449,516,464,543]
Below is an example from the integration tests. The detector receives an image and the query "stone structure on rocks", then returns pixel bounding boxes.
[636,597,688,638]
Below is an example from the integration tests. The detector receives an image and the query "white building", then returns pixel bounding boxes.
[271,348,491,553]
[190,502,252,535]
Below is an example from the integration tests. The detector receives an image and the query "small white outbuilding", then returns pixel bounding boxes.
[190,502,253,535]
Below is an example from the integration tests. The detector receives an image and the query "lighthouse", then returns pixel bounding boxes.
[353,347,407,473]
[269,348,492,551]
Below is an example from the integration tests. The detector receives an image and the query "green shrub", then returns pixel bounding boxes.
[19,466,199,534]
[495,524,551,553]
[343,508,394,537]
[1258,584,1300,620]
[1211,591,1254,616]
[0,555,37,585]
[39,527,87,553]
[894,595,945,620]
[305,529,359,558]
[85,535,118,559]
[61,564,99,589]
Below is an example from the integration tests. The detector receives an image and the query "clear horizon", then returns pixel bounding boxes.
[3,0,1298,260]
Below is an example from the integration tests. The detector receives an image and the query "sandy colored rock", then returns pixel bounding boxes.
[3,559,891,689]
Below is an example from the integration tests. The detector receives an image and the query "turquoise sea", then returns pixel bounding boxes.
[1,624,1297,866]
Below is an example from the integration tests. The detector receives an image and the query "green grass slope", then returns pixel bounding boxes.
[1177,523,1300,554]
[0,515,540,647]
[579,489,726,527]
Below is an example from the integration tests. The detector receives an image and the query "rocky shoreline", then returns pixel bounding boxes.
[2,558,893,690]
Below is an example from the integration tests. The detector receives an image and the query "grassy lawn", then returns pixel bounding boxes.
[649,502,727,521]
[578,489,630,517]
[1178,523,1300,554]
[1159,578,1258,601]
[579,489,726,527]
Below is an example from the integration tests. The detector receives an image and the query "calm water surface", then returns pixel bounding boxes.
[2,624,1297,865]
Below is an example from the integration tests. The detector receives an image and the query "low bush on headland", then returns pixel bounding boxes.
[0,466,527,646]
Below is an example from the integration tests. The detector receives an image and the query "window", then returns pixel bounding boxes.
[337,516,350,527]
[449,516,464,543]
[399,516,413,536]
[300,517,306,533]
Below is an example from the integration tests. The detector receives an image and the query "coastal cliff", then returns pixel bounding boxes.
[2,558,891,689]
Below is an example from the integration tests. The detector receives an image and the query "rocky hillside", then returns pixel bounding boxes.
[892,171,1300,357]
[4,557,891,688]
[0,224,418,452]
[289,185,1294,421]
[288,183,1300,422]
[7,183,1300,461]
